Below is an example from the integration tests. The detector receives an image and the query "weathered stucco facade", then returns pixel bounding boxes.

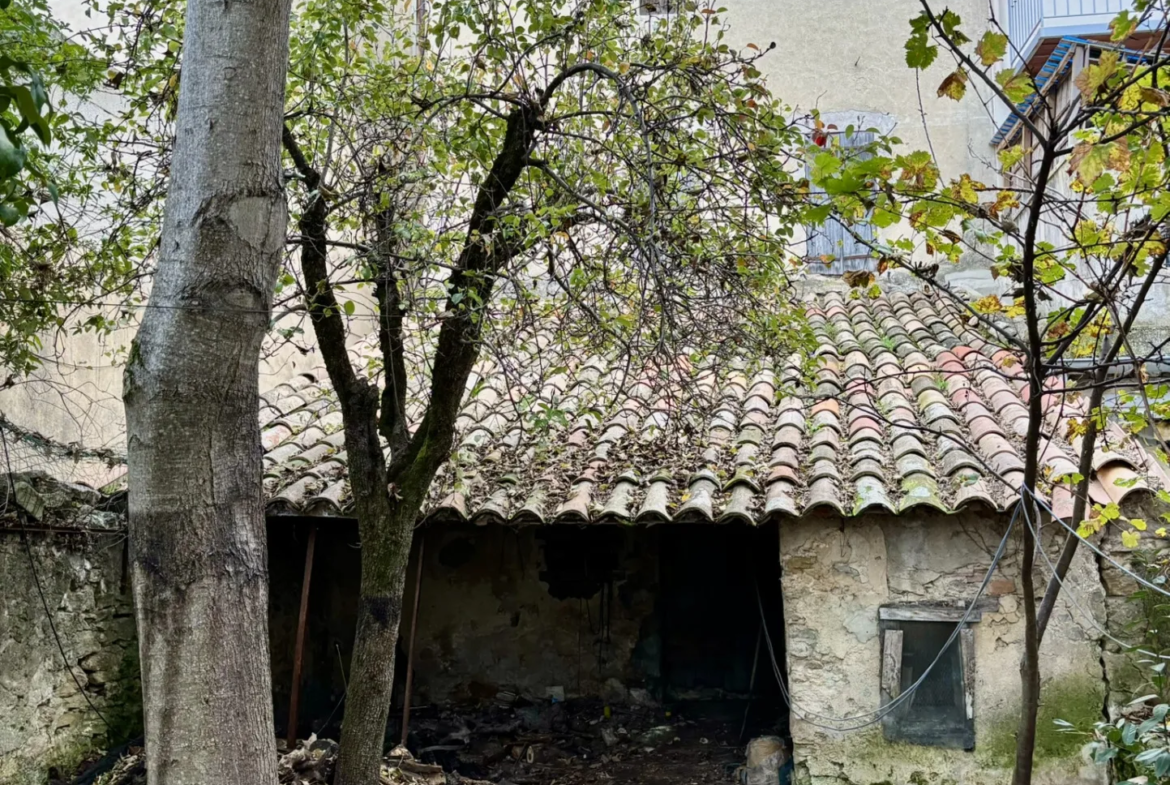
[4,497,1167,785]
[781,510,1113,785]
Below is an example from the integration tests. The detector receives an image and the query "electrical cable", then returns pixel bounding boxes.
[752,502,1018,732]
[1023,484,1170,602]
[2,431,111,730]
[1018,494,1170,660]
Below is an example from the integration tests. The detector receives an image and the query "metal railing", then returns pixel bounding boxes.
[1008,0,1135,66]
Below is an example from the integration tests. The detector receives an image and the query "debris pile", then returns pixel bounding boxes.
[401,696,747,784]
[83,696,779,784]
[87,736,492,785]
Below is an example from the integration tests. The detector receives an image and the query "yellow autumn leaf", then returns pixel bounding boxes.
[972,294,1003,314]
[1074,50,1119,101]
[1130,518,1148,531]
[975,31,1008,66]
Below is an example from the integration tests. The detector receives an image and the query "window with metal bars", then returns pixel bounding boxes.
[805,130,877,276]
[879,608,977,749]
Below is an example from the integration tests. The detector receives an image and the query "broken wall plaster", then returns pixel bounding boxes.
[781,511,1111,785]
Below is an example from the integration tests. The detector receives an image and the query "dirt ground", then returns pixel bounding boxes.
[71,698,785,785]
[408,698,782,785]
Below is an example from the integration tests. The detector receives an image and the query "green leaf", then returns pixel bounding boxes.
[905,13,938,70]
[996,69,1035,103]
[0,203,18,226]
[0,125,27,179]
[976,31,1008,66]
[342,300,355,316]
[938,10,969,45]
[998,145,1026,170]
[12,85,43,129]
[1110,10,1139,42]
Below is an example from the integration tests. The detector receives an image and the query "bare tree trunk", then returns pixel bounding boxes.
[1011,136,1057,785]
[122,0,292,780]
[334,497,414,785]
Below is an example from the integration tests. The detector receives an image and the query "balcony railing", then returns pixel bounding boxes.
[1008,0,1136,66]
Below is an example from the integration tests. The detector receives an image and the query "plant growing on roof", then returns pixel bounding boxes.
[804,1,1170,783]
[277,0,813,780]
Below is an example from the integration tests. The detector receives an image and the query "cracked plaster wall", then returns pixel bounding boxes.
[781,511,1110,785]
[402,524,659,705]
[1094,494,1170,717]
[0,531,140,784]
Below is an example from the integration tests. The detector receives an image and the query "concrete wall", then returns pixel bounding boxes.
[721,0,996,184]
[0,478,139,785]
[781,510,1109,785]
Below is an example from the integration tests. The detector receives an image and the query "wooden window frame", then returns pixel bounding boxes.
[879,605,978,750]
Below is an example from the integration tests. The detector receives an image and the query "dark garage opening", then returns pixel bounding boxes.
[659,523,787,739]
[269,519,789,748]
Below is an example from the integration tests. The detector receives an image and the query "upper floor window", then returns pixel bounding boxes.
[637,0,681,14]
[805,129,877,276]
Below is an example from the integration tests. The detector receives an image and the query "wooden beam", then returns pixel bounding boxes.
[287,524,317,749]
[881,628,904,701]
[400,534,426,746]
[878,604,990,623]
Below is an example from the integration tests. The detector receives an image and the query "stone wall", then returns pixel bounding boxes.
[0,477,140,785]
[781,510,1110,785]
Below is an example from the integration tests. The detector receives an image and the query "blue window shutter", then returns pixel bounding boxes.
[806,130,877,276]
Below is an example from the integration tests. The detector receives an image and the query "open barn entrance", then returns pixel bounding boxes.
[268,518,791,781]
[658,523,787,740]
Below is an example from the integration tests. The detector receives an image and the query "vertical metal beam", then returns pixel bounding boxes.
[287,523,317,749]
[400,535,426,747]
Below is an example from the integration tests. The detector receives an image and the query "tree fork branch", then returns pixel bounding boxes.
[372,202,411,457]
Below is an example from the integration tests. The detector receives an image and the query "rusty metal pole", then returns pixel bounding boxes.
[286,523,317,749]
[400,534,426,747]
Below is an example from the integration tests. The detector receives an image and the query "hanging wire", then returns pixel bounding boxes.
[1023,484,1170,601]
[2,430,112,730]
[1017,492,1170,660]
[752,502,1019,732]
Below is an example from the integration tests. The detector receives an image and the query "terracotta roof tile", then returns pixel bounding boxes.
[260,289,1166,524]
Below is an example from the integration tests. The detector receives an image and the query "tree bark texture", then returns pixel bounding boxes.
[122,0,292,781]
[1012,138,1057,785]
[285,105,543,785]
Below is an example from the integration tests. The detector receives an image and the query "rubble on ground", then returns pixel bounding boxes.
[400,696,751,784]
[84,696,776,785]
[87,735,491,785]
